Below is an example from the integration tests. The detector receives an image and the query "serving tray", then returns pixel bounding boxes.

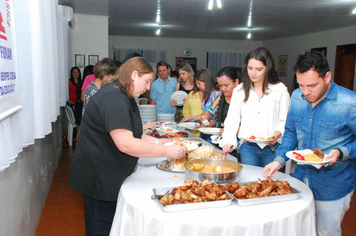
[152,187,232,212]
[227,181,301,206]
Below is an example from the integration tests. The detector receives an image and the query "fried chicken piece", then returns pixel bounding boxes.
[258,185,274,197]
[314,148,325,158]
[246,192,258,199]
[259,178,276,191]
[193,186,206,197]
[184,179,199,188]
[233,188,247,198]
[159,195,170,206]
[217,184,227,193]
[217,193,229,201]
[177,186,188,191]
[205,191,217,201]
[180,191,192,202]
[226,182,239,193]
[274,180,291,190]
[201,179,213,188]
[277,188,292,195]
[173,191,181,201]
[249,182,261,194]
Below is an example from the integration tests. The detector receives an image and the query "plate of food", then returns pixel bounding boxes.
[171,91,188,106]
[150,131,188,139]
[244,135,275,143]
[164,138,199,151]
[156,126,180,135]
[177,122,199,129]
[198,127,222,135]
[286,148,330,164]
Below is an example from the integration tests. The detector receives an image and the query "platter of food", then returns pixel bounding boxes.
[177,122,199,129]
[150,131,188,139]
[151,179,232,212]
[198,127,222,135]
[244,135,275,143]
[226,179,300,206]
[286,148,330,164]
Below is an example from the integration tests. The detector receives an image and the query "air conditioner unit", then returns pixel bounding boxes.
[62,6,73,22]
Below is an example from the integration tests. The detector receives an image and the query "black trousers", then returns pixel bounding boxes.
[83,195,117,236]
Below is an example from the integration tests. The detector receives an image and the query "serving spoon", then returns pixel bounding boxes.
[212,153,227,173]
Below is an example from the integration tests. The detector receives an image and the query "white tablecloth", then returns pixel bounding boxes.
[110,164,316,236]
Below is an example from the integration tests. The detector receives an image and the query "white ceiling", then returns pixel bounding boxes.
[58,0,356,41]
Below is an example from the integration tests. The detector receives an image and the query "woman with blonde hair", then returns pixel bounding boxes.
[170,62,195,121]
[68,57,187,235]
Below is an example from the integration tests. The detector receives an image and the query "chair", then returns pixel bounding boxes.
[65,105,78,146]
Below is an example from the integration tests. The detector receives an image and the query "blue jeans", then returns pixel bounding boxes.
[239,142,280,167]
[200,133,212,144]
[315,190,354,236]
[83,195,117,236]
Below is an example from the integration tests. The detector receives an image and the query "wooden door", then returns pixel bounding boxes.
[334,44,356,91]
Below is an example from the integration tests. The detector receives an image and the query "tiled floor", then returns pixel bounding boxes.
[35,144,85,236]
[35,145,356,236]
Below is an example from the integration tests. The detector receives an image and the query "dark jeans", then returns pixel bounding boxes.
[239,142,280,167]
[83,195,117,236]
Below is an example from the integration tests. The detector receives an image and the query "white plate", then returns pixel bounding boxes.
[164,140,198,151]
[211,134,221,144]
[138,105,156,110]
[244,136,274,144]
[156,127,180,135]
[198,127,222,135]
[177,122,199,129]
[171,91,188,106]
[286,150,331,165]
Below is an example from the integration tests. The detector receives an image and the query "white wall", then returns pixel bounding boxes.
[109,36,262,70]
[263,25,356,91]
[69,14,109,74]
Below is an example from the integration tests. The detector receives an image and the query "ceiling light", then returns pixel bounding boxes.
[352,7,356,14]
[156,26,161,35]
[217,0,222,9]
[156,14,160,23]
[247,31,251,39]
[208,0,213,10]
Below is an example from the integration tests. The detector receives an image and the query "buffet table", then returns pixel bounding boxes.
[110,161,316,236]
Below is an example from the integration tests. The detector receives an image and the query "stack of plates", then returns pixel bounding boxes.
[157,113,175,122]
[138,105,156,122]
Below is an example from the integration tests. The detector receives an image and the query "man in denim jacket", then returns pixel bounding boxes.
[263,51,356,236]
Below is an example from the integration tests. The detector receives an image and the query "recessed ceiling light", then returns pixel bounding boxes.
[208,0,213,10]
[352,7,356,14]
[156,26,161,35]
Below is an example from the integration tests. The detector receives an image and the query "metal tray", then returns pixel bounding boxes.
[152,187,232,212]
[227,181,301,206]
[156,160,184,173]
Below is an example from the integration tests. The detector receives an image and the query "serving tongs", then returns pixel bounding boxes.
[151,190,169,200]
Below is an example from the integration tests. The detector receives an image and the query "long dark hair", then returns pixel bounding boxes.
[193,68,218,105]
[241,47,279,102]
[69,66,81,84]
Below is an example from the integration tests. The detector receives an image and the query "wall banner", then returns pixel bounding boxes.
[0,0,18,116]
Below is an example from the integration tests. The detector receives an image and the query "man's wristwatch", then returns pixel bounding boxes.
[334,148,343,161]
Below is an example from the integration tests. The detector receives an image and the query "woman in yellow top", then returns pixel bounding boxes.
[181,69,220,136]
